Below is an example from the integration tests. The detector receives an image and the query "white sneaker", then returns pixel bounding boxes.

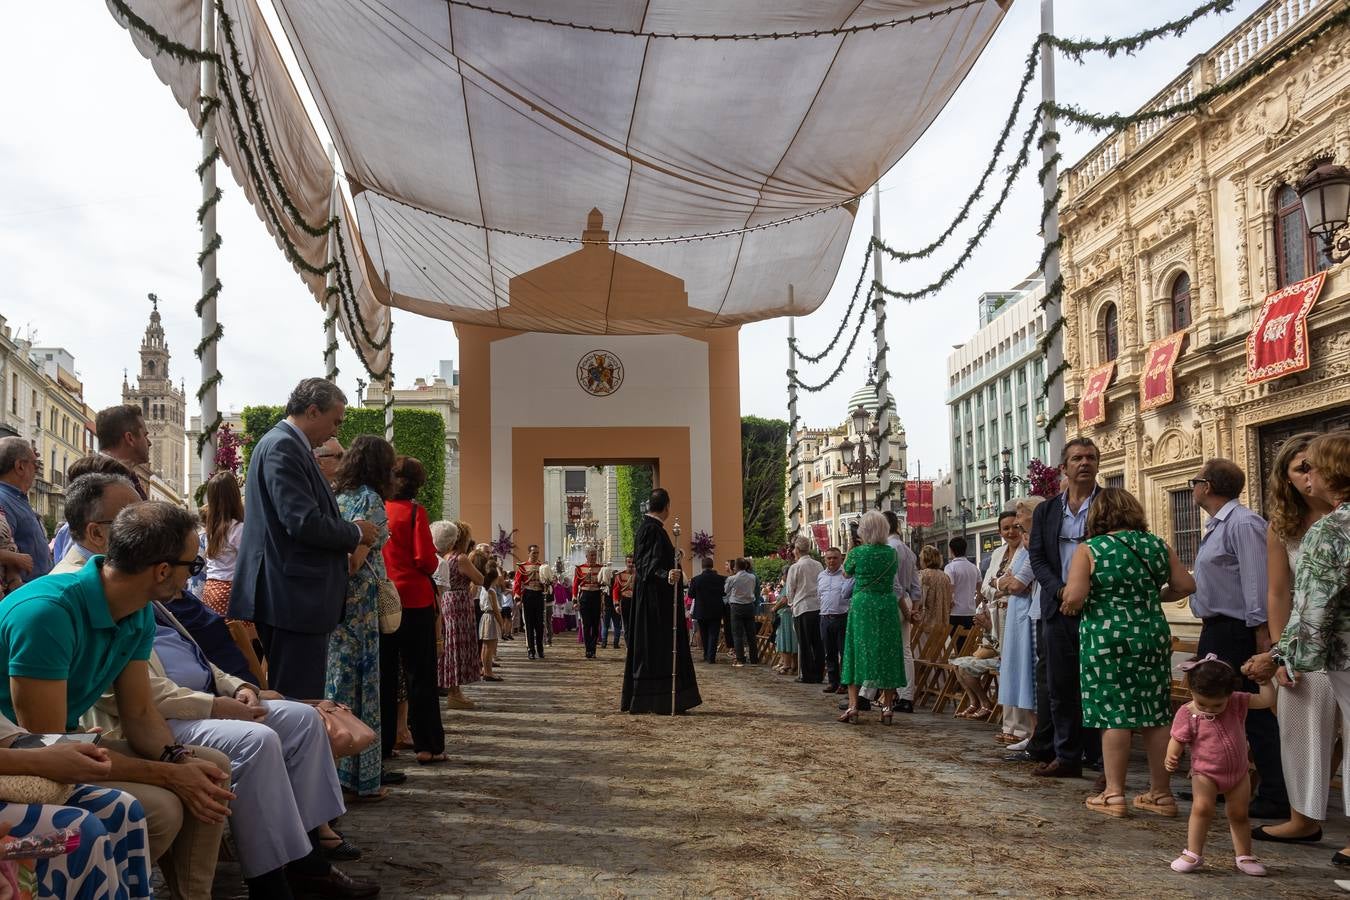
[1007,737,1029,751]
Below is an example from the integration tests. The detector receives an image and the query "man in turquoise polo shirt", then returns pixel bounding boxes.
[0,501,236,900]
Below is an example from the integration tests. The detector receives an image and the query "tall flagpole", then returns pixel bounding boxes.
[198,0,219,484]
[871,185,891,510]
[382,269,395,442]
[1041,0,1066,451]
[786,284,801,538]
[323,144,340,381]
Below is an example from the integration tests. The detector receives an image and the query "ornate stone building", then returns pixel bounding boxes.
[122,297,187,497]
[1059,0,1350,565]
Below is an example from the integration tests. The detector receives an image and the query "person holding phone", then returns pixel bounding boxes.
[0,715,151,898]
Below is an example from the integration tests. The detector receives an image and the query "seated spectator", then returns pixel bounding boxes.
[0,714,151,898]
[0,508,25,596]
[0,499,234,900]
[0,437,51,583]
[50,452,137,567]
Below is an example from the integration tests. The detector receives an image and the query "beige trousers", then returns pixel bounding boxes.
[98,742,230,900]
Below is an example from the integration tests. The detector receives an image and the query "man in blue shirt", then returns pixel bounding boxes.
[0,437,51,582]
[0,500,235,898]
[1190,457,1288,819]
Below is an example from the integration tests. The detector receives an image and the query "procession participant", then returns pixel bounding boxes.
[512,545,550,660]
[621,488,701,715]
[573,548,606,658]
[606,556,635,649]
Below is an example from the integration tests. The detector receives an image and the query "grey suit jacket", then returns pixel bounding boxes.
[229,421,359,633]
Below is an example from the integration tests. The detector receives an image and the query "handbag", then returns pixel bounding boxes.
[308,700,377,758]
[0,775,71,806]
[377,578,403,635]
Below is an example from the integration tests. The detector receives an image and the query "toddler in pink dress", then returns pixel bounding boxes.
[1165,654,1277,877]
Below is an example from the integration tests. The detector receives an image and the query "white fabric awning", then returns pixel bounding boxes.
[112,0,1007,336]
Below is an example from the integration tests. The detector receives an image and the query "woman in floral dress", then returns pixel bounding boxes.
[436,521,484,708]
[1061,487,1194,818]
[326,435,395,799]
[839,511,906,724]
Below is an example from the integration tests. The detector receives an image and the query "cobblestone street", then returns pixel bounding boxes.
[211,634,1338,898]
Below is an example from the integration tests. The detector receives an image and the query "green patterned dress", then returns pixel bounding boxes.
[841,544,906,689]
[1079,530,1172,729]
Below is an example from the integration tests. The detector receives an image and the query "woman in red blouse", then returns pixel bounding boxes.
[380,456,446,764]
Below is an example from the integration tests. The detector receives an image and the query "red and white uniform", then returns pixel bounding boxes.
[572,563,603,597]
[611,570,634,610]
[513,562,546,596]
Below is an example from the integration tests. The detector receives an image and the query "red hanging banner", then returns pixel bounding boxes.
[810,523,832,553]
[1139,330,1187,412]
[1247,272,1327,384]
[905,480,934,526]
[1078,361,1116,428]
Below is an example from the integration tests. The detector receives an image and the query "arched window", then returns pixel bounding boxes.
[146,360,156,375]
[1101,303,1119,362]
[1275,184,1332,288]
[1170,272,1192,331]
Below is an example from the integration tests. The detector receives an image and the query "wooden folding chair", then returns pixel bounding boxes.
[755,613,776,663]
[910,621,958,710]
[931,626,986,717]
[228,620,268,690]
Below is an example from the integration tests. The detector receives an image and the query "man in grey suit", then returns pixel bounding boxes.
[229,379,377,698]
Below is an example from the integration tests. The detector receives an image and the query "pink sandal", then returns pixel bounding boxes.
[1234,855,1267,877]
[1170,849,1203,873]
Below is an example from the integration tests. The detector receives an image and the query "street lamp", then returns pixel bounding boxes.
[1297,162,1350,263]
[839,406,877,514]
[979,447,1031,505]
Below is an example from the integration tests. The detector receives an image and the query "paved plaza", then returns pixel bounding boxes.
[203,636,1339,898]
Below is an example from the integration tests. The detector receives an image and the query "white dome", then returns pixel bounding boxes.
[847,382,895,417]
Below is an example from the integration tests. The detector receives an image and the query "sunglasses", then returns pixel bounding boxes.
[1188,478,1209,487]
[158,555,206,577]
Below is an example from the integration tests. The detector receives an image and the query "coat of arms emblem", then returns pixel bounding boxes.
[576,350,624,396]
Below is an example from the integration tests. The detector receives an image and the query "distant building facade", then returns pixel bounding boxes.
[362,361,460,520]
[122,298,186,499]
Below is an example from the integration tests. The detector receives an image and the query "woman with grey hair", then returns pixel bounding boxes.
[839,510,906,724]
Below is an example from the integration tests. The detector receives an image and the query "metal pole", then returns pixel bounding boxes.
[786,284,801,537]
[323,144,340,381]
[198,0,219,485]
[382,269,394,442]
[671,516,681,717]
[1003,450,1012,504]
[1041,0,1065,452]
[871,185,891,510]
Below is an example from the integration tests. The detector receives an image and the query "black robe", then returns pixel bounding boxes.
[620,515,702,714]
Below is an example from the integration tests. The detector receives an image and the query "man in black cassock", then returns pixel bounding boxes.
[621,487,702,714]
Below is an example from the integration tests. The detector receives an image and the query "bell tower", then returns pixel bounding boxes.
[122,294,187,496]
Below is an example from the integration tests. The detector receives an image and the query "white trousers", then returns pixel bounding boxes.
[898,615,915,701]
[1001,705,1035,739]
[1293,671,1350,820]
[169,699,346,877]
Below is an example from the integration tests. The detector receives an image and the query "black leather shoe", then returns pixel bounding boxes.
[1002,751,1039,763]
[380,770,407,786]
[895,699,914,713]
[287,865,380,898]
[1252,824,1322,844]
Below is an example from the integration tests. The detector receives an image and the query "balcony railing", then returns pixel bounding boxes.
[1066,0,1329,198]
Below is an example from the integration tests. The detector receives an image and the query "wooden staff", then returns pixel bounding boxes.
[670,516,682,717]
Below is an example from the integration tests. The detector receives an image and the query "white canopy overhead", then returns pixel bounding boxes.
[112,0,1007,336]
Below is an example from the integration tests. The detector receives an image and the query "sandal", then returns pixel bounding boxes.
[994,732,1020,744]
[346,788,390,804]
[1084,791,1129,818]
[837,708,858,725]
[416,752,449,765]
[880,706,894,726]
[1170,849,1203,873]
[1234,855,1267,877]
[1133,791,1178,817]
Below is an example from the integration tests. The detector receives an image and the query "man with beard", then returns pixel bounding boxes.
[620,489,701,714]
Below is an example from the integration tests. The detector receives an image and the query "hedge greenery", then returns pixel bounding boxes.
[614,464,653,555]
[240,405,446,520]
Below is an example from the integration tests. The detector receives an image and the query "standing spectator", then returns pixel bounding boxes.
[230,380,377,698]
[723,559,759,667]
[1189,457,1287,818]
[478,561,506,682]
[0,437,50,583]
[1274,431,1350,870]
[381,456,445,766]
[328,435,397,801]
[768,579,798,676]
[312,437,345,487]
[817,547,853,695]
[1061,488,1195,818]
[839,511,906,724]
[1027,437,1102,779]
[996,497,1043,747]
[687,556,726,663]
[1243,433,1340,845]
[783,537,825,684]
[944,537,980,629]
[435,521,485,709]
[201,471,244,620]
[884,511,922,713]
[50,405,152,562]
[916,545,953,641]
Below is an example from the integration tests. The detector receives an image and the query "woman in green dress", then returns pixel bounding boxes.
[1061,487,1195,818]
[840,510,906,724]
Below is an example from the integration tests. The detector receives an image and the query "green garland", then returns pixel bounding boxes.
[789,240,873,364]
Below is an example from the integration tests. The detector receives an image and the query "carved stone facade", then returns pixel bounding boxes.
[1059,0,1350,552]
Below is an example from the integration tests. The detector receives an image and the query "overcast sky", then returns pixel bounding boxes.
[0,1,1262,477]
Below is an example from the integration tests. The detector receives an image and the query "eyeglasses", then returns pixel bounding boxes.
[158,555,206,576]
[1188,478,1209,488]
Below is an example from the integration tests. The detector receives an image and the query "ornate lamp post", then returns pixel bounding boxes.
[838,405,878,518]
[1297,162,1350,263]
[978,447,1031,505]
